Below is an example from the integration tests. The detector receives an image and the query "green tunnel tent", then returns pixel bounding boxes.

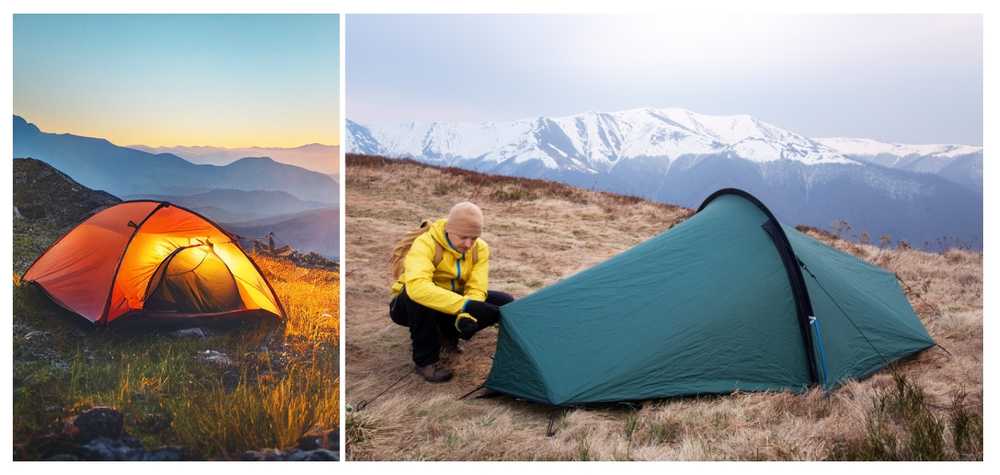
[485,188,934,406]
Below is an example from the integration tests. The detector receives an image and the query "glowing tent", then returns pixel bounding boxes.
[22,201,286,325]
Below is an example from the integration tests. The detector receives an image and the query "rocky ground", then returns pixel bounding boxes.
[18,405,339,461]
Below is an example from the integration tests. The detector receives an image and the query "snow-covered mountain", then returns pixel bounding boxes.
[348,108,856,172]
[347,108,982,249]
[816,137,982,192]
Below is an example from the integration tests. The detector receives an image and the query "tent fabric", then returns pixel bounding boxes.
[484,188,934,406]
[144,246,243,314]
[22,201,285,324]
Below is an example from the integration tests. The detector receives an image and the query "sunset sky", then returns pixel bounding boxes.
[14,14,340,148]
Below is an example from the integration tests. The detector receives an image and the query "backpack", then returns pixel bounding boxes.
[388,220,480,327]
[388,220,479,282]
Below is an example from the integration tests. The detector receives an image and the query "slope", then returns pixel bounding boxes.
[344,154,981,461]
[13,160,340,460]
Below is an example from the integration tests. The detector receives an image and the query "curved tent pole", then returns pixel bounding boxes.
[697,188,821,386]
[19,200,165,281]
[97,199,288,323]
[98,202,170,325]
[159,203,290,320]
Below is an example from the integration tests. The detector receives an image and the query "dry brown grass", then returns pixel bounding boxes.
[344,154,982,460]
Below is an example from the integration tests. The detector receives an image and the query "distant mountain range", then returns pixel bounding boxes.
[13,157,338,264]
[129,143,339,176]
[224,208,339,259]
[347,107,982,249]
[125,189,331,224]
[814,137,982,192]
[14,116,337,204]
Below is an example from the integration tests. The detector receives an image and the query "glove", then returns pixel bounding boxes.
[454,312,478,340]
[464,300,501,326]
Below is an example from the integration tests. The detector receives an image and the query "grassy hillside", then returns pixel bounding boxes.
[13,253,340,460]
[12,158,340,460]
[344,154,982,461]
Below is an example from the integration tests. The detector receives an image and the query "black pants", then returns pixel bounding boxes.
[390,288,514,366]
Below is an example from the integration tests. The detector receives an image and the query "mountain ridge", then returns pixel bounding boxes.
[347,108,982,249]
[128,143,340,175]
[13,115,338,204]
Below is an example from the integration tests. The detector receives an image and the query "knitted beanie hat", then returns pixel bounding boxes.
[445,201,483,237]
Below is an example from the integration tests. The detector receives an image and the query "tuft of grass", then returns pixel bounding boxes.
[432,182,450,197]
[491,186,537,202]
[949,392,983,459]
[623,411,640,460]
[168,357,339,459]
[642,419,683,445]
[830,373,979,461]
[345,409,377,449]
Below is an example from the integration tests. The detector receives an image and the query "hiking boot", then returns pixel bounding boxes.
[415,363,453,383]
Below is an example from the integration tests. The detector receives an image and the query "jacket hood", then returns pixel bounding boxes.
[428,218,464,257]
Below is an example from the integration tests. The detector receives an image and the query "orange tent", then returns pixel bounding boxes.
[22,201,286,325]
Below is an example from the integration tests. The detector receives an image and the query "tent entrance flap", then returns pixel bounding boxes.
[144,244,243,314]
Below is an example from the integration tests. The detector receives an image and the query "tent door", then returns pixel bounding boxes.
[143,244,244,315]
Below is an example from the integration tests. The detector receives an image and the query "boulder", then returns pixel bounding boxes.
[298,428,339,451]
[241,448,287,461]
[288,449,339,461]
[71,407,123,441]
[172,328,208,338]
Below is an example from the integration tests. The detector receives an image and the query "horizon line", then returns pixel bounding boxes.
[14,114,340,149]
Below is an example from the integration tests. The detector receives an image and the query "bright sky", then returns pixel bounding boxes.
[14,14,340,147]
[348,14,983,145]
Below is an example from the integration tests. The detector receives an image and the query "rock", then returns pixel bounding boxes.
[289,449,339,461]
[222,369,241,392]
[241,448,286,461]
[78,436,142,461]
[298,428,339,451]
[77,436,182,461]
[71,407,123,441]
[44,453,80,461]
[172,328,207,338]
[200,350,233,367]
[242,448,338,461]
[142,446,184,461]
[24,330,48,341]
[23,433,82,460]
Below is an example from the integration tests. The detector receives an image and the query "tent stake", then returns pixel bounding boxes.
[546,408,564,437]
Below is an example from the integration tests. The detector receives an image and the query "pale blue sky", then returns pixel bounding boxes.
[348,14,982,145]
[15,14,340,147]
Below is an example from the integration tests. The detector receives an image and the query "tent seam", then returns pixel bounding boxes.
[98,202,169,325]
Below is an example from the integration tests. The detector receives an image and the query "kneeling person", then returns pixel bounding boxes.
[389,202,514,383]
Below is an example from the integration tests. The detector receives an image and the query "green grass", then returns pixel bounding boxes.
[829,373,982,461]
[12,253,339,460]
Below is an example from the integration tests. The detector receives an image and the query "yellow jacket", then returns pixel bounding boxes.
[391,219,489,315]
